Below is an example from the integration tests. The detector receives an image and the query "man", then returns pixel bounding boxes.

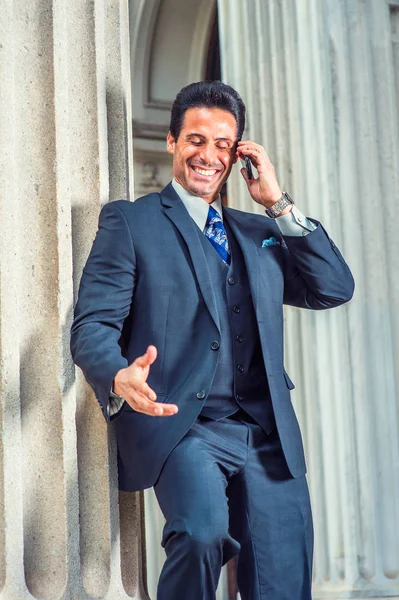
[71,81,354,599]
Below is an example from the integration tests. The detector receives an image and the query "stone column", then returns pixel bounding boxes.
[0,1,147,599]
[218,0,399,598]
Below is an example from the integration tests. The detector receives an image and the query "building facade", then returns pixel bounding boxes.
[0,0,398,598]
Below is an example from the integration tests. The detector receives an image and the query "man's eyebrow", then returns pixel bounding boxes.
[185,133,235,142]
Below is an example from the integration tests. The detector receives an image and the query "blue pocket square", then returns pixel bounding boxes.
[262,236,280,247]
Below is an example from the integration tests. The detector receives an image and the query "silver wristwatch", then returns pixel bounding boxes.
[265,192,294,218]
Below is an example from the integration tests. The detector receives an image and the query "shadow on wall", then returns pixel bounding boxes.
[20,331,67,600]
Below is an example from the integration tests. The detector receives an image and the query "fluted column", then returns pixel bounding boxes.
[218,0,399,597]
[0,1,146,599]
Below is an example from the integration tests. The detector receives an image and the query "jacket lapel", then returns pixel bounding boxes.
[160,183,220,331]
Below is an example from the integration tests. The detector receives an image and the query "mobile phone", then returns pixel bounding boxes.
[244,155,253,180]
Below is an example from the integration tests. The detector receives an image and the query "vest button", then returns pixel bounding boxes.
[211,341,220,350]
[232,305,240,314]
[235,335,243,343]
[237,364,244,373]
[228,277,236,285]
[196,391,206,399]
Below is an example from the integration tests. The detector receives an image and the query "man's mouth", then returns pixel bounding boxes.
[191,166,221,178]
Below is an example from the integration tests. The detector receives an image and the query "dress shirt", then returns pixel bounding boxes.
[172,180,224,230]
[109,179,316,416]
[171,179,315,236]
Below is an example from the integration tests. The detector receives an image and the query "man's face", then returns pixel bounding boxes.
[166,107,238,203]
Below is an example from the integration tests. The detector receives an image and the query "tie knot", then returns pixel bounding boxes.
[207,204,222,224]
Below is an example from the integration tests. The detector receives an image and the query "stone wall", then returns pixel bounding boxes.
[0,1,146,598]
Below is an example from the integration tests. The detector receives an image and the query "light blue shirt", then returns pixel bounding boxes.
[171,179,315,236]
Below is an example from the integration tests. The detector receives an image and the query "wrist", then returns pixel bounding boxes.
[276,205,293,217]
[265,192,294,219]
[113,368,125,397]
[261,191,283,209]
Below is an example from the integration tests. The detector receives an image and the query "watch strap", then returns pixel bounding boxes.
[265,192,294,218]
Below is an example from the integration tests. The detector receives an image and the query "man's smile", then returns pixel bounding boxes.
[190,165,222,179]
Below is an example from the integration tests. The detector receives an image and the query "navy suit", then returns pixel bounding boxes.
[71,183,354,599]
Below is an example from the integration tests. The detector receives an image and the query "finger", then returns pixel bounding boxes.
[157,403,179,416]
[237,141,261,156]
[237,139,255,147]
[237,142,268,160]
[238,140,264,152]
[127,393,161,415]
[134,345,157,368]
[130,388,155,406]
[130,398,178,417]
[146,345,158,364]
[133,381,157,402]
[237,149,261,169]
[126,385,171,413]
[240,166,250,184]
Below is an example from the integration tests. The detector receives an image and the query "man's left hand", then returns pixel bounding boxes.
[237,141,291,215]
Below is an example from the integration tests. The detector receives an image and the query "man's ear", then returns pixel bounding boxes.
[166,132,175,155]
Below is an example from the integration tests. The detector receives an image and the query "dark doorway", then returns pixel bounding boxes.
[205,9,230,207]
[205,10,221,82]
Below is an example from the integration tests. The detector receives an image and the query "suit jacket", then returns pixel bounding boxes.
[71,182,354,491]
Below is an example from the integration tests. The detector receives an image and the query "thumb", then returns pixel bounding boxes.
[134,345,157,368]
[240,166,250,185]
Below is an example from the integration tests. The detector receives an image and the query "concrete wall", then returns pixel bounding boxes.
[0,1,146,598]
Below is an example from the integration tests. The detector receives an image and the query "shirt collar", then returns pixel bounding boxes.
[172,179,223,231]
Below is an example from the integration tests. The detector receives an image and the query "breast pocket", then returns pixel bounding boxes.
[257,247,284,302]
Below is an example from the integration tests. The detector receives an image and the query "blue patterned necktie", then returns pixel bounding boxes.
[204,205,231,265]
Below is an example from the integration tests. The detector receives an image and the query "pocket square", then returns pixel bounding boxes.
[262,236,280,247]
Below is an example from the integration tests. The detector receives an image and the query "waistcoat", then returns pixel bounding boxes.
[196,217,275,434]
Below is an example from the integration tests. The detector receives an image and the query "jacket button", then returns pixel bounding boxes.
[233,305,240,314]
[228,277,236,285]
[211,341,220,350]
[236,395,244,402]
[237,365,244,373]
[196,391,206,399]
[235,335,243,343]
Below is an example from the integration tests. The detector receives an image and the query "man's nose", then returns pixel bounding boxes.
[199,144,217,166]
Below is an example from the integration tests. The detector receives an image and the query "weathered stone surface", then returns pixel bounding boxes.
[0,1,145,599]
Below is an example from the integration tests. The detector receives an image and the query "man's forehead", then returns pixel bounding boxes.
[181,107,237,137]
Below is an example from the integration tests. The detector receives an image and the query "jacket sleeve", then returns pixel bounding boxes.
[282,221,355,309]
[70,201,135,420]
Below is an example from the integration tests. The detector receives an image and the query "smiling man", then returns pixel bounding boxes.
[71,81,354,600]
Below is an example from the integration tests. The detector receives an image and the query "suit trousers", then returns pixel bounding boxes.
[154,411,314,600]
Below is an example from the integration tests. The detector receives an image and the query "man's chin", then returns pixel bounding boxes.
[186,180,221,199]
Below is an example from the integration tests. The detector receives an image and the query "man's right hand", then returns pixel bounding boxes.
[113,345,178,417]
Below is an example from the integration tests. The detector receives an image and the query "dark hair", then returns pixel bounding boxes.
[169,81,246,141]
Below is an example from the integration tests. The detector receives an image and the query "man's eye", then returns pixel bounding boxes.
[191,140,202,145]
